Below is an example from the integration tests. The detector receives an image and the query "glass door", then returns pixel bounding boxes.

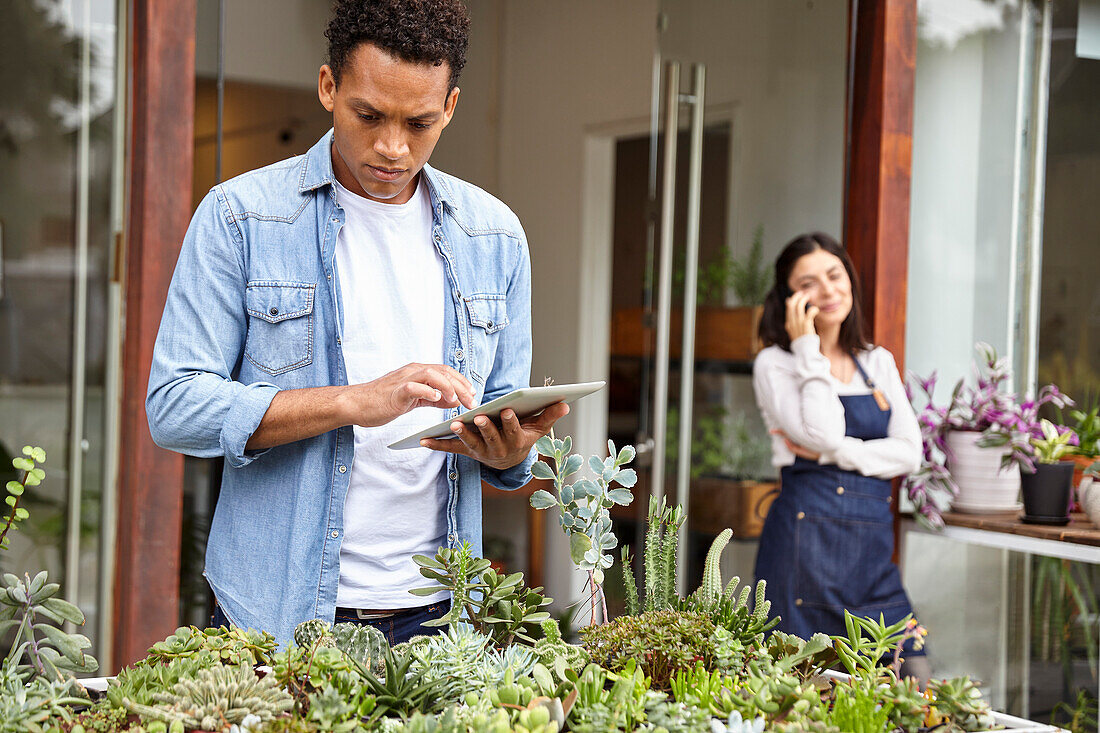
[607,0,849,599]
[0,0,125,665]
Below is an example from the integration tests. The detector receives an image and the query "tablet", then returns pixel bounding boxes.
[387,380,606,450]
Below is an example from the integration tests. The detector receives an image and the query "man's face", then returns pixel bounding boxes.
[319,42,459,204]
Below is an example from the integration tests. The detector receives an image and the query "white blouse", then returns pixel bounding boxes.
[752,334,922,479]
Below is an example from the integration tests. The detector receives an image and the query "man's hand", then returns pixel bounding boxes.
[420,402,570,470]
[346,363,477,427]
[771,429,821,462]
[785,291,819,342]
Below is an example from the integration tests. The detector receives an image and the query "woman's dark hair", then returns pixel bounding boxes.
[758,232,869,353]
[325,0,470,91]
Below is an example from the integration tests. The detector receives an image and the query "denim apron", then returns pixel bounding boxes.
[754,356,923,655]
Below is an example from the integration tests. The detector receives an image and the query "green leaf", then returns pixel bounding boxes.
[13,508,28,520]
[21,446,33,457]
[607,488,634,505]
[593,568,605,585]
[31,448,45,463]
[7,484,22,497]
[30,468,44,481]
[37,623,84,664]
[530,461,555,481]
[569,533,592,565]
[5,481,20,493]
[4,496,15,506]
[41,598,84,626]
[529,490,557,510]
[411,554,444,570]
[617,445,636,465]
[563,454,583,477]
[12,458,31,472]
[408,586,446,597]
[613,468,638,489]
[24,474,40,487]
[534,436,555,457]
[532,662,554,692]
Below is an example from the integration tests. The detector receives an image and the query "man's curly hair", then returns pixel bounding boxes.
[325,0,470,91]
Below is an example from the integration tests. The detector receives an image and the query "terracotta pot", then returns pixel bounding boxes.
[1065,453,1099,488]
[945,430,1021,513]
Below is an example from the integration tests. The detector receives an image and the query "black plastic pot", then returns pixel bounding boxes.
[1020,461,1075,522]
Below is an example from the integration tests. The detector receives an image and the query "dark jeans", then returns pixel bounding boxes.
[211,601,449,646]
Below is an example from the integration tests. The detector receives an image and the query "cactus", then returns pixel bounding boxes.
[122,663,293,730]
[696,529,732,604]
[292,619,335,650]
[532,619,589,670]
[621,546,640,616]
[331,622,387,676]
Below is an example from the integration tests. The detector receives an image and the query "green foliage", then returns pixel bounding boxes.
[1,570,98,682]
[331,621,388,676]
[408,625,537,704]
[832,611,913,681]
[878,674,928,733]
[730,225,773,306]
[360,644,444,719]
[121,662,293,730]
[0,447,44,553]
[580,609,716,690]
[292,619,335,651]
[641,497,684,613]
[412,545,552,647]
[826,683,892,733]
[567,661,650,732]
[147,625,278,667]
[620,547,641,618]
[1032,418,1076,463]
[531,618,589,671]
[529,436,637,591]
[1066,394,1100,457]
[104,655,217,711]
[927,676,996,732]
[0,654,89,732]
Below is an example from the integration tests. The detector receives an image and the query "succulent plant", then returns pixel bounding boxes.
[412,544,552,647]
[0,446,44,552]
[292,618,336,650]
[710,710,766,733]
[0,653,89,731]
[531,618,589,670]
[147,625,278,667]
[0,570,98,682]
[331,621,387,676]
[122,662,293,730]
[928,675,996,731]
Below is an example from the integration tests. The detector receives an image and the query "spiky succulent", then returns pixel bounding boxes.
[122,662,293,730]
[293,619,336,650]
[331,622,387,676]
[531,618,589,671]
[928,676,996,731]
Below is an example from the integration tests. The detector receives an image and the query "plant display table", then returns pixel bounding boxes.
[903,512,1100,726]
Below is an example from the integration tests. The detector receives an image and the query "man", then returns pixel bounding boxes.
[147,0,566,645]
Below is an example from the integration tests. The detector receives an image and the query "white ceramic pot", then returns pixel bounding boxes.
[945,430,1022,513]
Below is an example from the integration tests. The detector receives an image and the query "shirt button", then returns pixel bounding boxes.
[448,471,458,481]
[454,290,462,300]
[486,320,494,329]
[796,511,805,520]
[836,486,845,495]
[434,232,442,242]
[269,307,279,317]
[336,337,342,345]
[331,530,339,538]
[795,598,803,606]
[448,533,457,543]
[455,349,464,361]
[338,465,347,473]
[887,496,893,505]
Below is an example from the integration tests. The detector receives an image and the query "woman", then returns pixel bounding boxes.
[752,232,929,680]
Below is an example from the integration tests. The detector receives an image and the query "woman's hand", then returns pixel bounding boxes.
[785,291,819,342]
[771,429,821,462]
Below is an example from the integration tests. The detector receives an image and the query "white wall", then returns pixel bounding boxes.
[196,0,331,87]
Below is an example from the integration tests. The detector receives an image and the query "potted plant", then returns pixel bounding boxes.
[610,225,772,362]
[1063,395,1100,489]
[904,342,1072,527]
[1020,419,1076,523]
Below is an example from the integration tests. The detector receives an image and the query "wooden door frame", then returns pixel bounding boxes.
[113,0,194,671]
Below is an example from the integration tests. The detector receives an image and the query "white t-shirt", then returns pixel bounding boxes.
[333,176,448,608]
[752,334,922,479]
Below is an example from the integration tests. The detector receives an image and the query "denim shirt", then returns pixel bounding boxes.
[147,130,535,644]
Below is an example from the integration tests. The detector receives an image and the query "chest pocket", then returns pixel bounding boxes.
[464,294,509,383]
[244,281,315,375]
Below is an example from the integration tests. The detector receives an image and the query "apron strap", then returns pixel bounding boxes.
[851,351,891,411]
